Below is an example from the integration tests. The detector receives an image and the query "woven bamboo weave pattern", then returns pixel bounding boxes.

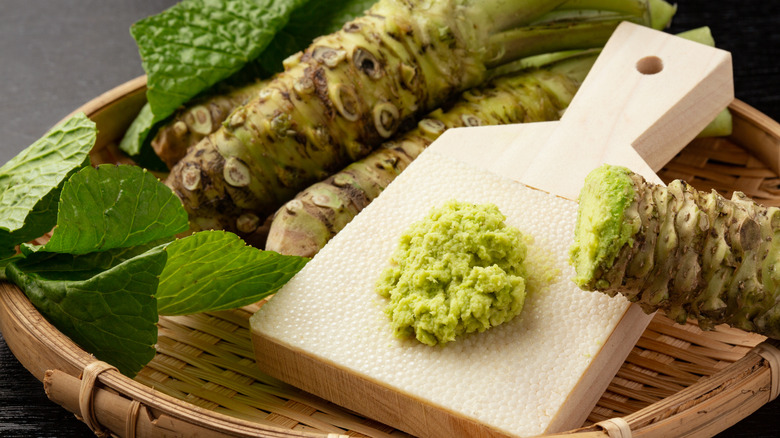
[136,303,405,437]
[658,138,780,207]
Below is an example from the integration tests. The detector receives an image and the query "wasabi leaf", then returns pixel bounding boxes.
[117,103,168,171]
[131,0,307,127]
[157,230,308,315]
[0,255,23,280]
[17,241,168,280]
[0,113,94,256]
[40,164,188,254]
[118,103,154,157]
[7,245,166,377]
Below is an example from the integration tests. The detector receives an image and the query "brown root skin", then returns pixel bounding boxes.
[266,69,579,256]
[265,140,418,257]
[575,166,780,339]
[152,79,268,169]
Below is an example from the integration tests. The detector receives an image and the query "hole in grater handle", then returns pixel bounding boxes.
[636,56,663,75]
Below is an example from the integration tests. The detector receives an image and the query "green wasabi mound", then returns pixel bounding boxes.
[376,200,528,346]
[570,164,641,289]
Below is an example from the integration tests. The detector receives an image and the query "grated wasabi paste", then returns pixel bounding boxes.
[376,200,528,346]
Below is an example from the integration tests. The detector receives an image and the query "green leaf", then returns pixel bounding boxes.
[254,0,378,74]
[39,164,189,254]
[0,254,23,280]
[157,230,308,315]
[117,104,168,171]
[0,113,94,255]
[17,240,169,280]
[118,103,154,157]
[7,245,166,377]
[120,0,376,157]
[131,0,307,126]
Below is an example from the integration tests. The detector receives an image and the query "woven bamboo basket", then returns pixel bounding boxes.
[1,75,779,438]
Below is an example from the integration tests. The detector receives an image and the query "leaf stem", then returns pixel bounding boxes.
[486,16,636,68]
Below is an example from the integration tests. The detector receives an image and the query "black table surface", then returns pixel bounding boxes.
[1,1,778,437]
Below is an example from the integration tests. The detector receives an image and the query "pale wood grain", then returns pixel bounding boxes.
[520,21,733,200]
[436,22,733,200]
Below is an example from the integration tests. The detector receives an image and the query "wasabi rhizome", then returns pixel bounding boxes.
[571,164,780,336]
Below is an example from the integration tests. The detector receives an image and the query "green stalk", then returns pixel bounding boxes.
[571,165,780,338]
[486,15,640,68]
[490,0,674,75]
[558,0,651,18]
[545,52,599,82]
[486,0,656,67]
[648,0,677,29]
[461,0,569,34]
[676,26,716,46]
[495,48,599,73]
[553,0,673,31]
[697,108,732,138]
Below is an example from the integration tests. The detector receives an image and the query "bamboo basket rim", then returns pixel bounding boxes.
[0,75,779,438]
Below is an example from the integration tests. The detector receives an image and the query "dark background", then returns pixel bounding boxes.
[1,1,778,436]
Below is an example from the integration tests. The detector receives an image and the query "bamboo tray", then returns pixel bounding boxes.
[1,75,780,438]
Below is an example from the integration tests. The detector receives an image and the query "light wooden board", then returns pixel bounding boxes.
[252,152,642,437]
[251,22,733,438]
